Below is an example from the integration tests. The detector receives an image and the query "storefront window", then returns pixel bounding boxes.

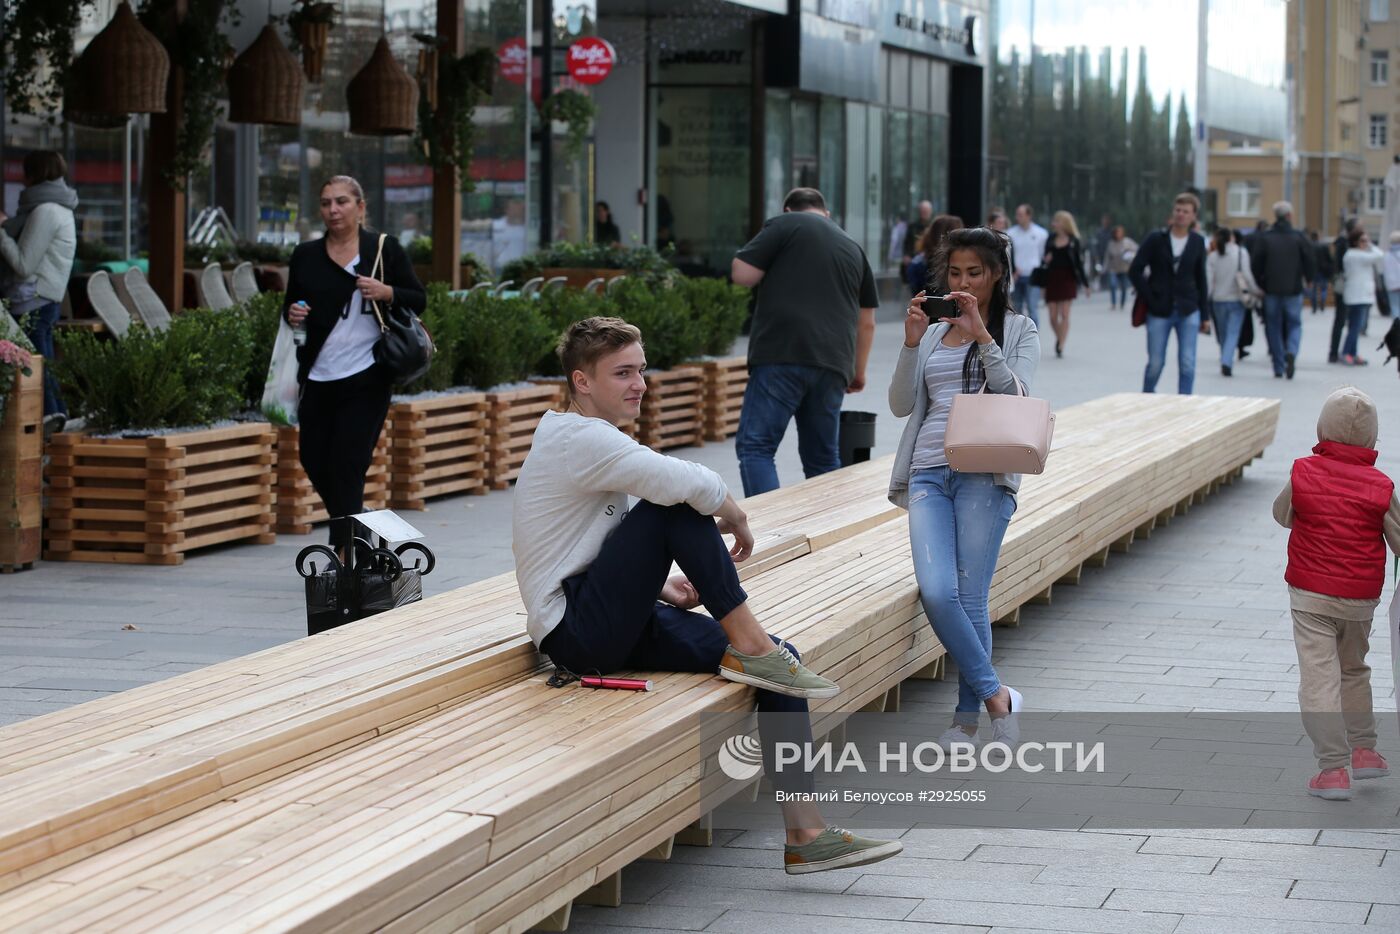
[764,91,791,220]
[791,98,819,191]
[819,97,845,224]
[653,87,751,275]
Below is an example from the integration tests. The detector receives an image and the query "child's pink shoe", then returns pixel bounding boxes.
[1351,748,1389,780]
[1307,767,1353,800]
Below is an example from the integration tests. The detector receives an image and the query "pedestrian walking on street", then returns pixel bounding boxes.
[1129,192,1208,394]
[1335,227,1383,366]
[888,227,1039,753]
[1273,387,1400,802]
[1206,226,1261,377]
[730,188,879,496]
[906,213,964,296]
[1039,210,1090,358]
[1104,225,1137,310]
[1251,201,1317,379]
[902,200,934,278]
[284,175,426,551]
[1309,229,1334,313]
[0,149,77,428]
[1008,203,1048,327]
[986,208,1009,232]
[1384,231,1400,321]
[1091,213,1113,289]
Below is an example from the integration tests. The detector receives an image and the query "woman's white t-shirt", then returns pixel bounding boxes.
[308,255,381,382]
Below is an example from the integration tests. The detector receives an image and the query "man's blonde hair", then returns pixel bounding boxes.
[558,316,643,399]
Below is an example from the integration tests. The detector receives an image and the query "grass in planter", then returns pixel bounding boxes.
[54,307,255,433]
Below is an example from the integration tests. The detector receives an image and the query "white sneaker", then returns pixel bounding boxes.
[935,725,981,751]
[988,686,1024,748]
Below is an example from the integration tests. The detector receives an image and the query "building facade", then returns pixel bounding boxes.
[1360,0,1399,239]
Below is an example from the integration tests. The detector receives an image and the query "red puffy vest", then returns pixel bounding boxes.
[1286,441,1394,599]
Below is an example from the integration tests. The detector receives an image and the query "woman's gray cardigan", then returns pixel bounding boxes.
[887,312,1041,508]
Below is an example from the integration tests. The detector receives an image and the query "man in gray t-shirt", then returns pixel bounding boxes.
[731,187,879,496]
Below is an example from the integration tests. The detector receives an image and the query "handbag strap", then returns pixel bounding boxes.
[368,233,388,333]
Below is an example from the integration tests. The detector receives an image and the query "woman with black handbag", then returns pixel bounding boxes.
[284,175,425,549]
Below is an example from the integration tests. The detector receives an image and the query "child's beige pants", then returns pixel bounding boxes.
[1293,609,1378,770]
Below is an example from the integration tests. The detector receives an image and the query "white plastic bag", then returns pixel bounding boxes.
[261,318,301,426]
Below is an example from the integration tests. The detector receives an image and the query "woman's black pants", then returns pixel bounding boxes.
[297,365,392,548]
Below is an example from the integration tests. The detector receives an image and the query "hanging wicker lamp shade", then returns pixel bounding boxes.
[228,25,305,125]
[64,1,170,125]
[346,38,418,136]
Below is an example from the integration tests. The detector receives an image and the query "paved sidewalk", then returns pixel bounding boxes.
[6,292,1400,931]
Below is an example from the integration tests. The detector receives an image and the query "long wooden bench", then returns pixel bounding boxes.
[0,394,1278,932]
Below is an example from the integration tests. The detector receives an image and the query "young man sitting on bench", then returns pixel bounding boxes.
[512,316,902,874]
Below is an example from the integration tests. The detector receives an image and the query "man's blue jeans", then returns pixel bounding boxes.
[1143,310,1200,394]
[907,467,1016,725]
[1263,294,1303,374]
[735,363,846,497]
[1214,301,1245,369]
[15,302,66,417]
[1012,275,1040,326]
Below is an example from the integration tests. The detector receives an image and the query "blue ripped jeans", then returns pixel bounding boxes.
[907,467,1016,725]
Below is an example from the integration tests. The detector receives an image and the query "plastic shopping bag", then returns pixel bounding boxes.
[261,318,301,426]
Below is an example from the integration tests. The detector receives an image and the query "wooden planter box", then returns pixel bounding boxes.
[44,423,276,565]
[485,384,565,489]
[386,391,490,509]
[701,356,748,442]
[527,376,638,438]
[538,267,626,289]
[275,426,389,534]
[0,363,43,572]
[637,365,706,451]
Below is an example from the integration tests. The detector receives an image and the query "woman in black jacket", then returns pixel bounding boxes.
[284,175,425,547]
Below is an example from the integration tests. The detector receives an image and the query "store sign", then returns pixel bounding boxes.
[566,37,615,85]
[881,0,983,62]
[498,37,528,86]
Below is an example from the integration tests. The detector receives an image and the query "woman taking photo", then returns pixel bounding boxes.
[284,175,425,548]
[1104,225,1137,311]
[1039,210,1089,358]
[0,150,78,430]
[888,227,1040,749]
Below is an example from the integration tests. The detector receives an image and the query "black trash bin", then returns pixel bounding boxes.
[839,410,877,467]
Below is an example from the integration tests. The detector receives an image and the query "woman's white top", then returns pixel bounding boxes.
[1341,244,1384,307]
[308,255,381,382]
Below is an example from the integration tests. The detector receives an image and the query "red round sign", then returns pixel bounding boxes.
[566,37,615,85]
[498,37,527,86]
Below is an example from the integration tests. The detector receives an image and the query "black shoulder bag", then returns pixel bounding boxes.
[366,233,433,386]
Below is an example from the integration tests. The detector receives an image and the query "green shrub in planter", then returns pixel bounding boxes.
[402,283,469,393]
[54,307,255,433]
[534,285,609,374]
[607,278,706,371]
[455,291,558,389]
[677,277,748,356]
[237,291,285,407]
[501,242,677,287]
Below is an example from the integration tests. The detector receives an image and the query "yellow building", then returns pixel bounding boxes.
[1360,0,1400,238]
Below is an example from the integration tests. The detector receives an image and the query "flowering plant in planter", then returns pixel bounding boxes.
[0,333,36,424]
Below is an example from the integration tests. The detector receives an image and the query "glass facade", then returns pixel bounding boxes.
[988,0,1284,239]
[2,0,537,272]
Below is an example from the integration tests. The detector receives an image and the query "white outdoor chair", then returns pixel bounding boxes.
[200,262,236,310]
[467,282,493,295]
[230,261,259,303]
[582,277,606,294]
[605,275,628,295]
[121,267,172,332]
[492,280,516,296]
[85,270,132,339]
[542,276,568,294]
[519,277,545,297]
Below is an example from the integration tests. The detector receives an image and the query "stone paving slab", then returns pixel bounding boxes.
[6,292,1400,930]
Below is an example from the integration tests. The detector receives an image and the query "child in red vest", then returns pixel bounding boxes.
[1274,387,1400,800]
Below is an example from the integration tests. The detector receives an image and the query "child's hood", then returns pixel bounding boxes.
[1316,387,1379,449]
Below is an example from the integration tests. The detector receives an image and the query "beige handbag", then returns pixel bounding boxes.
[944,372,1055,475]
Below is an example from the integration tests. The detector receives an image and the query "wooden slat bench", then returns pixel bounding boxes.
[0,394,1278,932]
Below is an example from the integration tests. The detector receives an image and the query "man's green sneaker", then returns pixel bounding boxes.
[718,644,839,699]
[784,826,903,874]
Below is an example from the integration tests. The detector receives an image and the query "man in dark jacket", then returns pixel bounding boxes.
[1129,192,1209,394]
[1251,201,1317,378]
